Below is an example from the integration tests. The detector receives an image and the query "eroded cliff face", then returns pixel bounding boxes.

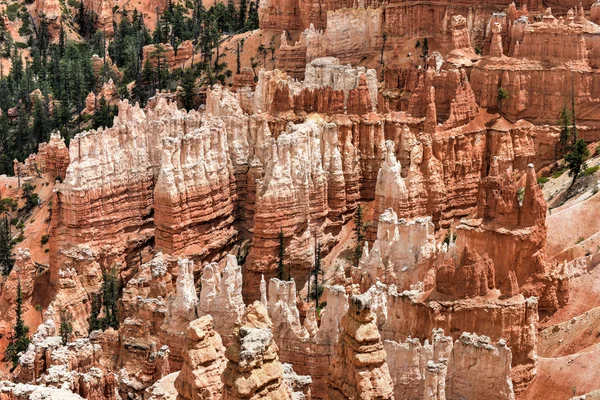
[13,2,600,397]
[173,315,226,400]
[326,293,394,400]
[221,302,294,400]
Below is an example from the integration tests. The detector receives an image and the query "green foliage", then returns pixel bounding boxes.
[0,197,18,213]
[497,87,509,107]
[565,138,590,186]
[311,240,323,306]
[180,68,197,110]
[6,3,21,21]
[88,292,102,332]
[582,165,600,177]
[101,267,120,330]
[59,309,73,345]
[88,267,121,332]
[92,97,118,129]
[517,187,525,204]
[537,177,549,186]
[558,105,571,155]
[41,234,50,246]
[552,167,567,179]
[576,237,585,244]
[310,284,325,301]
[442,229,456,246]
[22,182,39,213]
[421,37,429,61]
[278,228,286,280]
[0,215,13,276]
[4,280,30,370]
[353,204,366,267]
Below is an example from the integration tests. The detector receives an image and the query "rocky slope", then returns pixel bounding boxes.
[3,1,600,400]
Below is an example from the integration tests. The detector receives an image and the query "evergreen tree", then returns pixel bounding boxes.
[59,309,73,345]
[565,138,589,187]
[236,41,241,74]
[226,0,237,32]
[101,267,120,330]
[22,182,39,212]
[312,239,321,307]
[58,24,66,57]
[32,98,50,145]
[4,280,31,370]
[180,69,196,110]
[557,105,571,156]
[246,1,259,30]
[278,228,285,280]
[238,0,247,30]
[353,204,366,267]
[0,214,13,276]
[497,87,509,109]
[421,37,429,62]
[92,97,117,129]
[14,105,31,158]
[88,292,102,333]
[88,267,120,332]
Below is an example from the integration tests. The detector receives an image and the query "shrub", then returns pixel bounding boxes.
[582,165,600,177]
[552,168,567,179]
[537,177,549,186]
[41,234,50,246]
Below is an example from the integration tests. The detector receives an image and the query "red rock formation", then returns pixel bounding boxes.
[265,280,348,399]
[379,287,538,393]
[197,256,246,347]
[456,162,555,307]
[446,15,481,68]
[221,302,292,399]
[446,333,515,400]
[436,246,496,299]
[174,316,226,400]
[13,132,69,180]
[34,0,62,36]
[326,293,394,400]
[153,117,238,257]
[160,258,199,371]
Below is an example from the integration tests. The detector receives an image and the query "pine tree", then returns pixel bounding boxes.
[88,292,102,333]
[101,267,120,330]
[421,37,429,62]
[32,98,50,145]
[4,280,31,370]
[236,41,241,74]
[278,228,285,280]
[313,239,321,307]
[0,214,13,276]
[88,267,120,332]
[557,105,571,156]
[353,204,366,267]
[92,96,116,129]
[565,138,589,187]
[226,0,237,33]
[180,69,196,110]
[238,0,247,30]
[59,309,73,345]
[246,1,259,30]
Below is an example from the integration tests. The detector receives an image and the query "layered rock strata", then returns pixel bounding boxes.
[173,316,226,400]
[221,302,293,399]
[326,293,394,400]
[197,256,246,347]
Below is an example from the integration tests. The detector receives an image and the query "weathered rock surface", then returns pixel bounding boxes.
[174,316,226,400]
[221,302,293,400]
[326,293,394,400]
[197,256,246,347]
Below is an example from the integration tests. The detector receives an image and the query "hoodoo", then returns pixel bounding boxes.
[1,1,600,399]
